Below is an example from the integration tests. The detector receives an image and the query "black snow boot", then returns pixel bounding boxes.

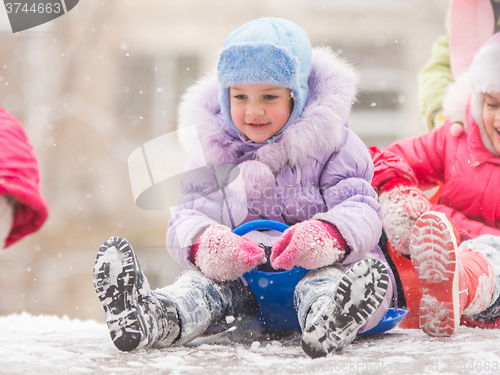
[93,237,181,351]
[300,259,389,358]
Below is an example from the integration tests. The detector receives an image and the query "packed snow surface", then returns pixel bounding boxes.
[1,313,500,375]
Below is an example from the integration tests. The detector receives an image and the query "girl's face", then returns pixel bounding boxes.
[230,83,293,143]
[483,92,500,155]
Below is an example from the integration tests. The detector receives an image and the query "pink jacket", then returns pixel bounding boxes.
[371,102,500,239]
[0,109,48,248]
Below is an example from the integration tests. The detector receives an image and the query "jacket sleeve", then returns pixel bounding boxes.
[370,124,449,192]
[312,129,383,264]
[418,34,454,131]
[0,109,48,248]
[369,146,418,190]
[432,203,500,239]
[166,158,238,269]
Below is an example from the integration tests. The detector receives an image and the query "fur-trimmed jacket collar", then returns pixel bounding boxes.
[177,47,358,173]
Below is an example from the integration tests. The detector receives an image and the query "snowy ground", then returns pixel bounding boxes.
[0,313,499,375]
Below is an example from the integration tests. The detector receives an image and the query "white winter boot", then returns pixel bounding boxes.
[93,237,181,351]
[298,259,389,358]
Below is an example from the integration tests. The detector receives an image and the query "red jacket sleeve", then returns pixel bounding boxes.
[432,203,500,238]
[0,109,48,248]
[370,124,449,191]
[369,146,417,190]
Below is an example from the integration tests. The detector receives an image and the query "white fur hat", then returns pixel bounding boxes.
[470,32,500,95]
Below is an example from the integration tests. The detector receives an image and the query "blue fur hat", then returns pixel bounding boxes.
[217,18,312,140]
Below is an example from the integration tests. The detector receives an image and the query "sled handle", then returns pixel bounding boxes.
[232,220,289,236]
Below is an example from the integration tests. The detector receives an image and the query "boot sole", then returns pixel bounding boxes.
[301,259,389,358]
[410,212,459,337]
[93,237,145,351]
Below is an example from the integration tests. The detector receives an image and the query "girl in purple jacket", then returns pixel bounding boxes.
[93,18,392,358]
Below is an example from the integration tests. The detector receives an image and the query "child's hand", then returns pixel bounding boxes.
[270,220,347,270]
[379,177,431,254]
[194,225,266,281]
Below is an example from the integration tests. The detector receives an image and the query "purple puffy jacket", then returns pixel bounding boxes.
[166,48,384,273]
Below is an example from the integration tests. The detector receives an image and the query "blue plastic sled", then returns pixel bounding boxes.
[235,220,408,334]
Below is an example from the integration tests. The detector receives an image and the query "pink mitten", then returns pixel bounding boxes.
[193,225,265,281]
[270,220,348,270]
[379,177,431,255]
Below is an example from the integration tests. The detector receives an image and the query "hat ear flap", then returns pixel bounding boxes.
[218,87,233,131]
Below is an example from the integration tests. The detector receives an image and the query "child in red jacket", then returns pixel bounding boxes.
[371,32,500,337]
[0,108,48,249]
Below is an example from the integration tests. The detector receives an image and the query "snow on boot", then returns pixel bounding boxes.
[461,315,500,328]
[154,269,260,346]
[410,212,461,337]
[379,178,431,255]
[301,259,389,358]
[459,249,495,316]
[458,235,500,328]
[93,237,180,351]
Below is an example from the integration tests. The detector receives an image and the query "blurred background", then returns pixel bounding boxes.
[0,0,448,322]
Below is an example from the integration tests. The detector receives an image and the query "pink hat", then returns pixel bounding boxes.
[449,0,495,79]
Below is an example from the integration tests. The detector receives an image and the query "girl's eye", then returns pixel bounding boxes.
[487,102,500,108]
[264,95,277,100]
[233,95,246,100]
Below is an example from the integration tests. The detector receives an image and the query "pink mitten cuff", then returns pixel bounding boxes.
[195,225,265,281]
[190,228,207,264]
[191,242,200,264]
[270,220,347,271]
[379,177,413,194]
